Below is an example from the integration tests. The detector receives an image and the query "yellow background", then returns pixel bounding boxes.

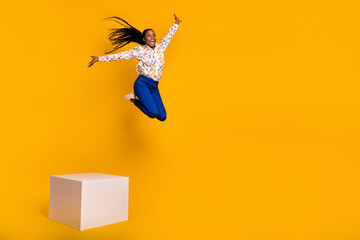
[1,0,360,239]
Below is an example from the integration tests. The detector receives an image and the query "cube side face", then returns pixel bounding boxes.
[80,177,129,230]
[48,176,82,230]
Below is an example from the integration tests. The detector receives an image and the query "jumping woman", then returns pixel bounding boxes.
[88,14,182,121]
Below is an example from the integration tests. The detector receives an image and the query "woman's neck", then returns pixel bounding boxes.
[146,44,155,49]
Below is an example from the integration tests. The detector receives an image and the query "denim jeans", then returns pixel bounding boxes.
[133,75,167,121]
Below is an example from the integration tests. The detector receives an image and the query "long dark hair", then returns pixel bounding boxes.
[103,16,153,54]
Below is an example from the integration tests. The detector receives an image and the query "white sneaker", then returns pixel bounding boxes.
[124,92,135,101]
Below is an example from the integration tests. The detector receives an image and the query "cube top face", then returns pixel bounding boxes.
[51,173,127,182]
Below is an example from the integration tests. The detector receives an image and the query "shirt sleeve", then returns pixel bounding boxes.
[159,23,179,52]
[98,46,141,62]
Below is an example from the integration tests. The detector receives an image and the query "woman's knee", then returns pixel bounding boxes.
[148,109,159,118]
[157,113,167,121]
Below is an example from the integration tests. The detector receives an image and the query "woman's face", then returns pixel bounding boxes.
[143,30,156,48]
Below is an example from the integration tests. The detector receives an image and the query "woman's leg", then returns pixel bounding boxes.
[133,81,159,118]
[152,89,167,121]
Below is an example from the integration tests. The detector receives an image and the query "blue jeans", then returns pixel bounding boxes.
[133,75,167,121]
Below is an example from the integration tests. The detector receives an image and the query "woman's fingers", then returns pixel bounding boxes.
[88,56,97,67]
[174,14,181,24]
[88,55,101,67]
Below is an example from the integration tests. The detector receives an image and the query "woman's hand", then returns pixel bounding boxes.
[88,56,99,67]
[174,14,182,25]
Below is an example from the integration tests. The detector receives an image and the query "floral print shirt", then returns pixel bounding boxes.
[98,23,179,82]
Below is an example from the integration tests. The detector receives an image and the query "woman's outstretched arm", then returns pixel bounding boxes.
[88,46,141,67]
[159,14,182,52]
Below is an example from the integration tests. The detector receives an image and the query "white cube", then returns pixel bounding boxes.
[48,173,129,231]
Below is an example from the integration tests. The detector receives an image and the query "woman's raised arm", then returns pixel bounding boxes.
[158,14,182,52]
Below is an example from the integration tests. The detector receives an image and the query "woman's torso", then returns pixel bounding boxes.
[136,44,165,81]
